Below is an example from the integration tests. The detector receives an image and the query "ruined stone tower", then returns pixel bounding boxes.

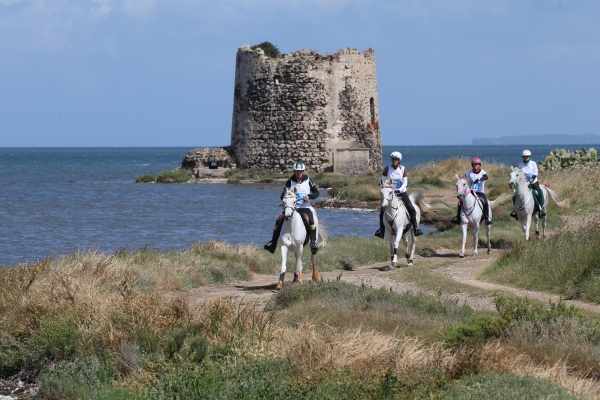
[230,46,382,173]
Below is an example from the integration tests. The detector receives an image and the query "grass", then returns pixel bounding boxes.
[135,174,155,183]
[482,222,600,303]
[156,169,192,183]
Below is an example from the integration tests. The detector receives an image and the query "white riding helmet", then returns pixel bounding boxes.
[390,151,402,160]
[292,161,305,171]
[522,149,532,157]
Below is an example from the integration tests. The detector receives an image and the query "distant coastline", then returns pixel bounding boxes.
[471,134,600,146]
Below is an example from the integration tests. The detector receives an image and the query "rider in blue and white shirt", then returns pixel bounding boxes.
[374,151,423,238]
[512,149,546,218]
[452,157,492,225]
[264,161,320,254]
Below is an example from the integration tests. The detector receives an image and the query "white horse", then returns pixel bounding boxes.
[509,168,570,240]
[380,180,432,268]
[455,175,510,257]
[276,186,327,289]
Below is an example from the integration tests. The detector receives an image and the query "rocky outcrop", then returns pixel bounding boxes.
[181,147,236,177]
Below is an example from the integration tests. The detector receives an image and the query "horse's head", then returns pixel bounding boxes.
[281,187,297,220]
[455,174,470,200]
[508,168,521,190]
[380,179,394,209]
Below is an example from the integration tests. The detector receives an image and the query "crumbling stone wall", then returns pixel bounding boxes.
[230,46,382,173]
[181,147,236,177]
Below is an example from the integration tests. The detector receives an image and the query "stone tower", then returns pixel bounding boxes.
[230,46,382,174]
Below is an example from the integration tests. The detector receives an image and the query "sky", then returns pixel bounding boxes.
[1,0,599,147]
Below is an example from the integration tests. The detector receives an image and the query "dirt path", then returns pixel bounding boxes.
[185,248,600,314]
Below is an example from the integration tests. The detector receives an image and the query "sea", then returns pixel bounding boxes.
[0,144,588,266]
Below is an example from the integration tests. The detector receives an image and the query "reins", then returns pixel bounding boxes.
[457,178,478,217]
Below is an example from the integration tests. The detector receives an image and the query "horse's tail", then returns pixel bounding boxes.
[489,192,511,208]
[409,191,434,213]
[318,222,328,251]
[544,186,570,208]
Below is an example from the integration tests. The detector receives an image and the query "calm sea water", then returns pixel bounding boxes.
[0,145,586,266]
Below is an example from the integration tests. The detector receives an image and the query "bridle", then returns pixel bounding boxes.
[381,185,400,222]
[456,178,477,216]
[282,193,297,220]
[509,169,531,210]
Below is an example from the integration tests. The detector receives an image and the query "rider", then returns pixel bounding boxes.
[374,151,424,238]
[263,161,320,255]
[451,157,492,225]
[511,149,546,219]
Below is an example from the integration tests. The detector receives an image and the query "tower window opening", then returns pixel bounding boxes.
[370,97,375,123]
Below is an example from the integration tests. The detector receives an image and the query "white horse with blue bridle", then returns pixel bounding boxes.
[455,175,510,257]
[276,186,327,289]
[509,168,569,240]
[380,180,432,268]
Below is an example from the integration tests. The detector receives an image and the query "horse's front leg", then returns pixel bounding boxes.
[406,233,415,266]
[293,246,303,284]
[472,224,479,257]
[459,222,468,258]
[389,235,398,267]
[277,246,289,289]
[525,214,532,240]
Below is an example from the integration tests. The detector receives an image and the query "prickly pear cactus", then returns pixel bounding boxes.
[539,147,599,170]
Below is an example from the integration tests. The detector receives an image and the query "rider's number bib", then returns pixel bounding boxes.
[296,192,307,204]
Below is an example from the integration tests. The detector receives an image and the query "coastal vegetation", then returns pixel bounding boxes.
[136,169,192,183]
[3,157,600,398]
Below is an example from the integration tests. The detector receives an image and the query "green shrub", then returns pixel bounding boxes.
[156,169,191,183]
[251,41,281,58]
[164,326,187,359]
[0,334,25,376]
[25,318,80,369]
[38,357,103,400]
[180,335,208,364]
[441,373,579,399]
[135,174,155,183]
[443,314,508,344]
[420,175,444,187]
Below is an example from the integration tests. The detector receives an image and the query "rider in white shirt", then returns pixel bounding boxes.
[264,161,320,254]
[511,149,546,219]
[374,151,423,238]
[451,157,492,225]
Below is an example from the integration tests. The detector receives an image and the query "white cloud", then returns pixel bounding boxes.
[121,0,156,19]
[92,0,111,16]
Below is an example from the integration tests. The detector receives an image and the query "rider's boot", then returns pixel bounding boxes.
[450,205,461,225]
[410,214,423,237]
[484,205,493,225]
[309,225,319,254]
[537,193,547,217]
[374,209,385,238]
[264,215,283,254]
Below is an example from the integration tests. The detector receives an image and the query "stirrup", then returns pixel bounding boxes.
[263,241,276,254]
[414,227,423,237]
[510,211,518,220]
[539,209,547,217]
[450,216,460,225]
[374,228,385,239]
[485,218,493,225]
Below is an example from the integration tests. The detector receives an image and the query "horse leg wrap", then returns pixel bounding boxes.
[277,273,285,288]
[293,272,302,284]
[312,263,318,281]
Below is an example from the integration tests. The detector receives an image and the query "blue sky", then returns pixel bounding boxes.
[1,0,598,147]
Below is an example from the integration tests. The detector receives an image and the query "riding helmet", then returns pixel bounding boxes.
[390,151,402,160]
[522,150,532,157]
[293,161,305,171]
[471,157,481,164]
